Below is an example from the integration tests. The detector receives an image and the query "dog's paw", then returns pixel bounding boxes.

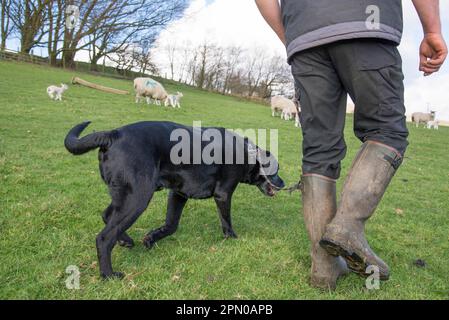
[223,229,238,239]
[142,235,156,249]
[101,271,125,280]
[118,235,135,249]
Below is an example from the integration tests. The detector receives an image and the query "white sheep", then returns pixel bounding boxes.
[165,92,183,108]
[47,83,68,101]
[272,96,301,127]
[271,96,288,117]
[134,77,168,105]
[411,111,436,128]
[281,104,301,127]
[426,120,439,130]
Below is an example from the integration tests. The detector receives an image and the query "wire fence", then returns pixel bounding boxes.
[0,48,144,80]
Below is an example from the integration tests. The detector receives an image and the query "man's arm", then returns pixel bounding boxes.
[255,0,286,45]
[412,0,447,76]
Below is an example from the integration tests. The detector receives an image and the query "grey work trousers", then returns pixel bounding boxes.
[291,39,409,179]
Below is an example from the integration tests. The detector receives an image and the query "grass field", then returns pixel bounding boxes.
[0,60,448,300]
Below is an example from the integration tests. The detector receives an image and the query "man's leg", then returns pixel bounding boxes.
[291,47,349,290]
[320,40,409,280]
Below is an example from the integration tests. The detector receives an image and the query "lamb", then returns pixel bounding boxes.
[426,120,439,130]
[411,111,436,128]
[165,92,184,108]
[133,77,168,106]
[47,83,68,101]
[281,101,301,128]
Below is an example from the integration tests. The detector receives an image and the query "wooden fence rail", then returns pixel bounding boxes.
[0,49,49,65]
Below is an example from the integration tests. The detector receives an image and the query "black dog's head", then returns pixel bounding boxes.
[246,147,285,197]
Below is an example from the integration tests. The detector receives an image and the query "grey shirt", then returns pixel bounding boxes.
[281,0,403,62]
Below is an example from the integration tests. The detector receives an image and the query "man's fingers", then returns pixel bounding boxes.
[421,62,441,71]
[420,63,440,71]
[427,53,447,67]
[419,51,430,64]
[421,66,440,76]
[420,52,445,72]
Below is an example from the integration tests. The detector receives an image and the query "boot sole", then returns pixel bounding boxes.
[319,239,389,281]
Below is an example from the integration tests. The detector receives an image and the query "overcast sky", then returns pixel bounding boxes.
[152,0,449,120]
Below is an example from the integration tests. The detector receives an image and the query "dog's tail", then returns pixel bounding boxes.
[64,121,118,155]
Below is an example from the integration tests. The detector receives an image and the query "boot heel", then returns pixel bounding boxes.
[319,239,342,257]
[320,238,367,275]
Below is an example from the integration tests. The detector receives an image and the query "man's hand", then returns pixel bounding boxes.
[419,33,448,76]
[412,0,447,76]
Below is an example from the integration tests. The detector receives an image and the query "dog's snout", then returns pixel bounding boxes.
[278,178,285,189]
[271,175,285,189]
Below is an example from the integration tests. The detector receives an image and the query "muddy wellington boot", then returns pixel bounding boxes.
[301,175,349,290]
[320,141,403,280]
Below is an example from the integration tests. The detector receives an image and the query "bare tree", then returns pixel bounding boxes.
[89,0,187,71]
[244,49,270,97]
[176,41,192,83]
[61,0,114,68]
[165,43,177,80]
[1,0,13,50]
[186,47,198,86]
[221,46,243,94]
[169,41,290,98]
[51,0,186,69]
[255,55,289,98]
[108,44,138,77]
[136,39,157,76]
[46,0,63,65]
[195,42,209,89]
[9,0,50,54]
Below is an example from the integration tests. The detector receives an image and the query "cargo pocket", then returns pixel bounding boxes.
[290,55,314,76]
[353,40,400,71]
[352,41,404,110]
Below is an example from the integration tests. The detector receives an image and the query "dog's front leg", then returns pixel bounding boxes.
[143,191,187,249]
[214,194,237,239]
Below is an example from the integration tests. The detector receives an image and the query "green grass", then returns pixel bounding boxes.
[0,60,448,300]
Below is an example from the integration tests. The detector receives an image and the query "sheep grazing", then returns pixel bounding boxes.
[426,120,439,130]
[165,92,184,108]
[271,96,288,117]
[281,103,301,127]
[411,111,436,128]
[134,77,168,106]
[271,95,301,127]
[47,83,68,101]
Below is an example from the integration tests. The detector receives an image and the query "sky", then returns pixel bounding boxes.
[152,0,449,121]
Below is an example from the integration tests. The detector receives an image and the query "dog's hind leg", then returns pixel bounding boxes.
[214,193,237,239]
[97,181,155,279]
[143,190,187,249]
[102,204,135,248]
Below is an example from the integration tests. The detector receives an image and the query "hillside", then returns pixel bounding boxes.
[0,61,448,299]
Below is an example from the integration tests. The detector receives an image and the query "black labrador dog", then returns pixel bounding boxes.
[65,121,284,279]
